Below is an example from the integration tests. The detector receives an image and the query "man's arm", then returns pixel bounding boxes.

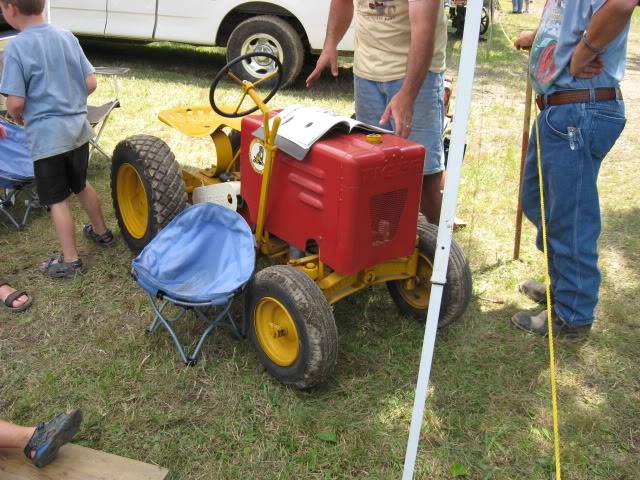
[86,74,97,95]
[6,96,25,125]
[305,0,354,87]
[570,0,638,77]
[380,0,439,138]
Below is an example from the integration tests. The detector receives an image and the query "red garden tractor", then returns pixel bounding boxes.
[111,53,472,389]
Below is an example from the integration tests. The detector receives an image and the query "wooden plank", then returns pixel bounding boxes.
[0,444,169,480]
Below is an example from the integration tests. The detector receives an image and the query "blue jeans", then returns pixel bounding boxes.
[512,0,523,12]
[354,72,445,175]
[522,98,626,326]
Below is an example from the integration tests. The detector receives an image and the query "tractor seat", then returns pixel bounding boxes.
[159,105,242,138]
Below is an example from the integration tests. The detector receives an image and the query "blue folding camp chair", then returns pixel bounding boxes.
[0,118,41,229]
[132,202,256,365]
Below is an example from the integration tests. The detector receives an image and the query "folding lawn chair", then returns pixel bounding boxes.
[88,67,130,160]
[132,202,256,365]
[0,118,41,229]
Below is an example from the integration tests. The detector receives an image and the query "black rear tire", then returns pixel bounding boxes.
[245,265,338,389]
[226,15,304,89]
[387,216,472,328]
[111,135,187,252]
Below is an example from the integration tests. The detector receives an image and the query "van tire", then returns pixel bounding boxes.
[226,15,304,88]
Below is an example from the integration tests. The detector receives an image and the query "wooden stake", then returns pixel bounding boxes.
[513,66,533,261]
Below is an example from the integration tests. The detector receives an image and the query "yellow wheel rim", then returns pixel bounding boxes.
[116,163,149,240]
[398,253,433,310]
[254,297,300,367]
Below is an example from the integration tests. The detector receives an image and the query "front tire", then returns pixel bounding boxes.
[226,15,304,89]
[111,135,187,252]
[245,265,338,389]
[387,217,472,328]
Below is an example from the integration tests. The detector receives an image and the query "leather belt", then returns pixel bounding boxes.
[536,88,622,111]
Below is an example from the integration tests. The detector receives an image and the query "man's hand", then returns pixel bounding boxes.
[514,30,536,51]
[306,48,339,88]
[0,124,6,139]
[380,90,414,138]
[570,53,604,78]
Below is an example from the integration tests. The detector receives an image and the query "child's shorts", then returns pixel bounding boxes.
[34,143,89,206]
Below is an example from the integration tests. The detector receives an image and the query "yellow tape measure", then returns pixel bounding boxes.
[534,114,563,480]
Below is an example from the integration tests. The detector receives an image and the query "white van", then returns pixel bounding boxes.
[2,1,353,87]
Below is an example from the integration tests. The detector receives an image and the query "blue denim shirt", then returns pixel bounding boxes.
[530,0,631,94]
[0,24,95,161]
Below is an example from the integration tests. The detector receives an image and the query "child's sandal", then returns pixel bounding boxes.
[83,224,116,247]
[40,255,84,278]
[24,409,83,468]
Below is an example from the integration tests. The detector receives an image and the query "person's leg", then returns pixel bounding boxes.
[515,101,625,334]
[33,154,79,263]
[549,100,626,325]
[401,71,446,224]
[49,199,79,262]
[521,112,559,285]
[354,75,391,130]
[67,143,108,236]
[0,420,35,449]
[1,410,82,468]
[421,172,444,224]
[77,182,108,235]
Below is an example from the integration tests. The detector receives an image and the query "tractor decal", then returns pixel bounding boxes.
[249,139,266,174]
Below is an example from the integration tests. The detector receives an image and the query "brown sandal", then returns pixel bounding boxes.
[0,279,33,312]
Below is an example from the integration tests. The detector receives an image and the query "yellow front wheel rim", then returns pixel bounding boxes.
[255,297,300,367]
[398,253,433,310]
[116,163,149,240]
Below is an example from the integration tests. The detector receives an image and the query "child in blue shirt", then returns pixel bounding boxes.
[0,0,116,277]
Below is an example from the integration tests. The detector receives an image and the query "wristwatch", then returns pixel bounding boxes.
[581,30,606,55]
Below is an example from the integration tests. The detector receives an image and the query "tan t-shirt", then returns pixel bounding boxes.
[353,0,447,82]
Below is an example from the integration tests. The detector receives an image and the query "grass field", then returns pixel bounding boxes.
[1,4,639,479]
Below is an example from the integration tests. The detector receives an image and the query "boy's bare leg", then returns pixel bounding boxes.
[0,420,35,450]
[49,199,79,262]
[77,182,107,235]
[420,172,444,225]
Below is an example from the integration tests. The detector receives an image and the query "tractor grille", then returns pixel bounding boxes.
[370,189,407,246]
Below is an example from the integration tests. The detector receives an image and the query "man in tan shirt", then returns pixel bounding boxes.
[307,0,447,224]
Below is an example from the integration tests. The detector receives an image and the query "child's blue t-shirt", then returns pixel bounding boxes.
[530,0,631,94]
[0,23,95,161]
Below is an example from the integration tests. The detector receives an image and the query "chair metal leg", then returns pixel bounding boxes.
[145,293,239,366]
[20,198,33,228]
[146,294,190,365]
[90,140,112,161]
[0,207,21,229]
[190,302,233,363]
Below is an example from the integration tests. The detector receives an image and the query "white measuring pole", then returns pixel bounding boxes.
[401,1,483,478]
[45,0,51,23]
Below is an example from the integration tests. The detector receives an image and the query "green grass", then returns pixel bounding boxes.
[2,5,639,479]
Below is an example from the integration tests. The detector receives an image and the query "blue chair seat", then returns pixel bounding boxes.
[0,119,40,229]
[133,202,255,303]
